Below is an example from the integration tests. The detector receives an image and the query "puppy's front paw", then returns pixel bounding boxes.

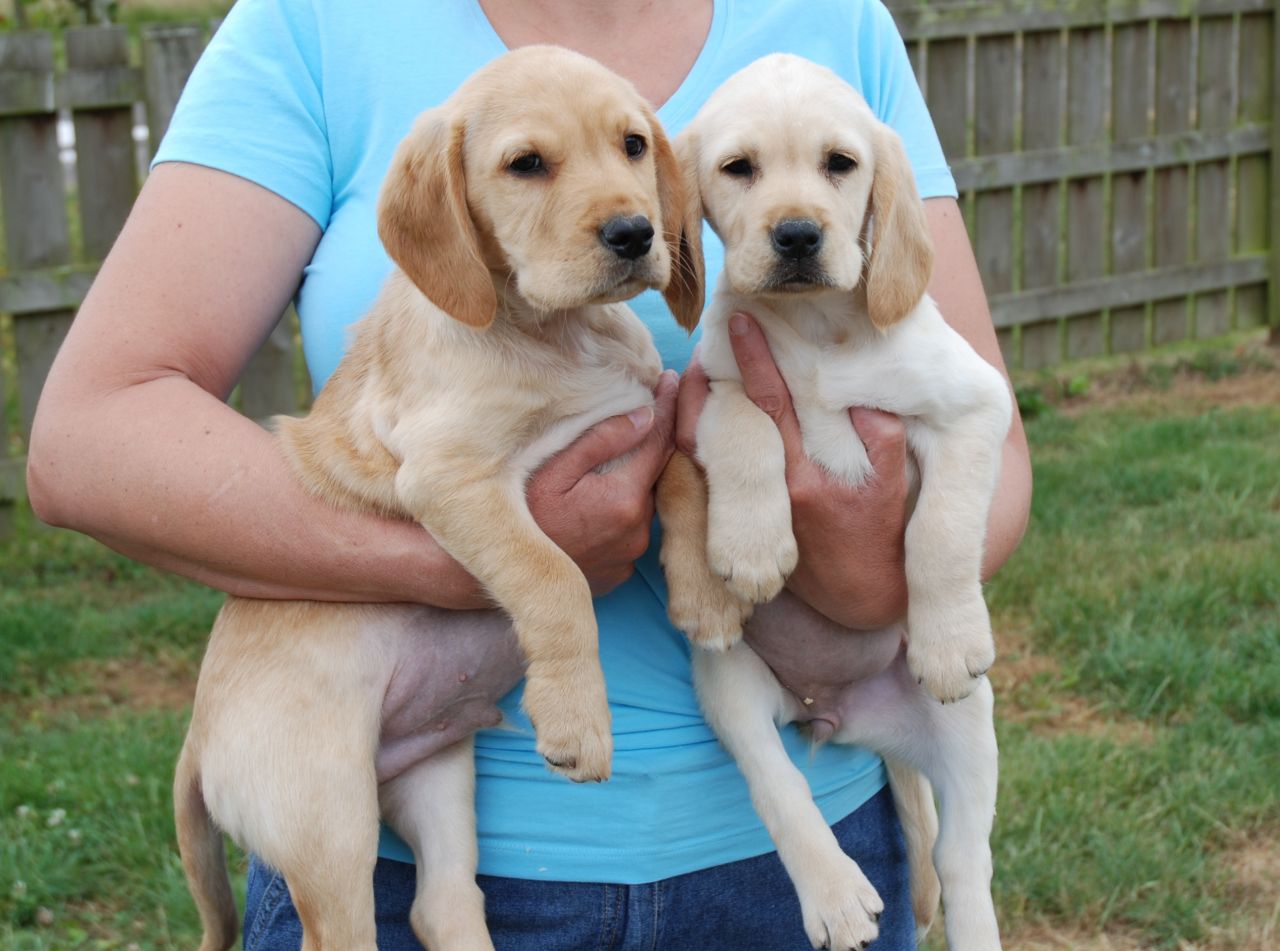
[706,519,798,605]
[706,482,797,604]
[522,665,612,782]
[797,854,885,951]
[907,595,996,703]
[668,573,752,652]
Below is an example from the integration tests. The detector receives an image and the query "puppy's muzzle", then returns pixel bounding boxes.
[599,215,655,261]
[770,218,823,261]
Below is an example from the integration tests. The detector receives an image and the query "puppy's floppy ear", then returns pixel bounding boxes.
[377,109,497,330]
[649,112,705,332]
[864,124,933,331]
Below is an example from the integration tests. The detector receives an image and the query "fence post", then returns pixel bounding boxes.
[1271,0,1280,345]
[66,24,137,261]
[0,30,74,446]
[140,23,204,156]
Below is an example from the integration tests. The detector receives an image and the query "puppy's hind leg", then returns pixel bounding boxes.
[925,678,1001,951]
[696,644,883,950]
[657,450,752,651]
[381,737,494,951]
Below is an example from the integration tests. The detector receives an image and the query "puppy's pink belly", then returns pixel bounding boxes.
[375,606,524,783]
[743,591,903,733]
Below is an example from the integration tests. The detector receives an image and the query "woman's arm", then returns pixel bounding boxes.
[27,163,673,607]
[676,197,1032,629]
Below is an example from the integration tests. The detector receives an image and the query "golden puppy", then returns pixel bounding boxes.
[175,46,702,951]
[658,54,1010,951]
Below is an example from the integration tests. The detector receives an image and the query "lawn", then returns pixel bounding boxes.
[1,340,1277,950]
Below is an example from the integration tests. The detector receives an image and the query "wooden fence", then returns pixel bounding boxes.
[0,3,1277,523]
[887,0,1278,369]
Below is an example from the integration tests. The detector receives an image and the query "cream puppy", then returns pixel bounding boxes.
[658,54,1011,951]
[175,46,702,951]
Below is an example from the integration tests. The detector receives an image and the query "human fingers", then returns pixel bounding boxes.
[590,370,678,490]
[727,312,805,467]
[533,398,657,494]
[849,407,908,489]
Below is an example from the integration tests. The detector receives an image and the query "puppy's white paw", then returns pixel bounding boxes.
[907,594,996,703]
[668,574,752,652]
[796,855,885,951]
[522,664,612,783]
[706,519,798,605]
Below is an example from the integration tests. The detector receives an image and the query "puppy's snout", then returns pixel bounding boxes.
[770,219,823,261]
[599,216,655,261]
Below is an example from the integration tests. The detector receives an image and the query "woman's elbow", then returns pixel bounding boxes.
[25,402,87,530]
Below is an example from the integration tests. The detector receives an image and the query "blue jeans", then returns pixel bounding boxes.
[242,785,915,950]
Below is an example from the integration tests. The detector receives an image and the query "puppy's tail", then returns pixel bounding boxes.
[174,741,238,951]
[885,759,941,943]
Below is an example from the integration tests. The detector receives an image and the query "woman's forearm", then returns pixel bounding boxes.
[27,372,487,608]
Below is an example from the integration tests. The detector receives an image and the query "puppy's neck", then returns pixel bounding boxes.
[494,281,598,342]
[739,285,879,350]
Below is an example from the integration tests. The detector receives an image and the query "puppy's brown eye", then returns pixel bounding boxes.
[722,158,753,178]
[624,135,646,158]
[827,153,856,174]
[509,153,544,175]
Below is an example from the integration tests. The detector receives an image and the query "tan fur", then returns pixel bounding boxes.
[175,46,703,951]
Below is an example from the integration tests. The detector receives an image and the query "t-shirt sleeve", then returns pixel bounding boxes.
[151,0,333,228]
[858,1,958,200]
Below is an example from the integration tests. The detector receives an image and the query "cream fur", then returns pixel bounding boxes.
[657,54,1011,951]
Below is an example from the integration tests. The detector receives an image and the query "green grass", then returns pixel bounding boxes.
[0,521,230,950]
[2,361,1278,949]
[972,380,1280,947]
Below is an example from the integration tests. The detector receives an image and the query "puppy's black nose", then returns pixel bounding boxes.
[600,216,654,260]
[770,219,823,261]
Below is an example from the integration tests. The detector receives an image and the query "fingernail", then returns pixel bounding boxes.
[628,406,654,428]
[729,313,750,336]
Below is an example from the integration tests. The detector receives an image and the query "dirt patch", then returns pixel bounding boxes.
[991,623,1154,745]
[999,924,1149,950]
[1020,338,1279,419]
[13,653,198,720]
[1204,829,1280,951]
[987,831,1280,951]
[1061,364,1279,417]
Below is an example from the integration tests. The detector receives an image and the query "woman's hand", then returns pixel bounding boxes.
[676,315,910,629]
[528,369,678,595]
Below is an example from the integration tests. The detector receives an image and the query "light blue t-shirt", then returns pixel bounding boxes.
[156,0,957,883]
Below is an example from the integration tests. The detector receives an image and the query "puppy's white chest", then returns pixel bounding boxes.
[791,351,877,487]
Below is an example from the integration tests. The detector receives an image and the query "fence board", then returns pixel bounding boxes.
[1236,11,1273,328]
[893,0,1270,39]
[927,37,969,166]
[141,24,205,154]
[1109,20,1152,353]
[974,34,1015,295]
[973,33,1015,364]
[1194,16,1235,338]
[0,32,74,443]
[1065,26,1107,359]
[68,25,137,261]
[1020,28,1064,368]
[1153,18,1193,344]
[989,256,1267,326]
